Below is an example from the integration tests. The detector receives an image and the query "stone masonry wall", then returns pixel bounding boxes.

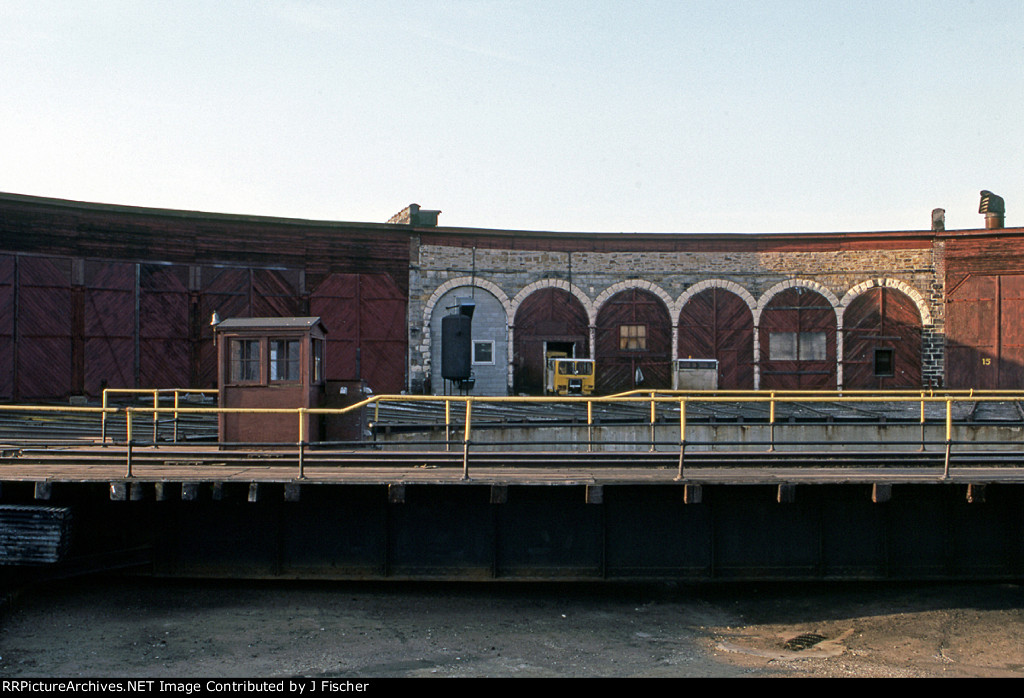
[408,238,943,392]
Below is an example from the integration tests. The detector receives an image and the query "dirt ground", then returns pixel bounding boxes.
[0,577,1022,678]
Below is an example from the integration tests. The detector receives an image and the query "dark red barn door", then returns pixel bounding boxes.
[513,288,589,395]
[596,288,671,394]
[843,287,922,389]
[759,288,836,390]
[678,288,754,389]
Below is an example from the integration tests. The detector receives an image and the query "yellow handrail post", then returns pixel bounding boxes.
[445,399,451,452]
[675,399,687,480]
[298,407,307,480]
[768,393,776,452]
[173,390,180,443]
[943,398,952,480]
[101,389,109,445]
[919,391,926,452]
[125,408,133,478]
[587,400,593,453]
[462,399,472,480]
[152,390,159,444]
[649,392,656,452]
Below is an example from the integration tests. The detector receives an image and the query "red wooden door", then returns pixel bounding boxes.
[759,288,836,390]
[513,288,589,395]
[84,261,135,394]
[17,256,72,399]
[0,255,14,399]
[843,287,922,389]
[678,288,754,389]
[596,288,671,394]
[310,273,407,394]
[139,264,191,389]
[945,273,1024,389]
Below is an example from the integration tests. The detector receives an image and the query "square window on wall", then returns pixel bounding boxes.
[473,340,494,365]
[619,324,647,351]
[874,348,894,376]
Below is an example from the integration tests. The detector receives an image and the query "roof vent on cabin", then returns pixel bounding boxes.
[387,203,441,227]
[979,190,1005,229]
[931,208,945,232]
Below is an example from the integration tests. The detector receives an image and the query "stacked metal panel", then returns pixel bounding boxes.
[0,505,72,564]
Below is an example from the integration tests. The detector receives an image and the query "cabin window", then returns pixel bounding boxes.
[874,348,894,377]
[769,332,826,361]
[473,340,494,365]
[270,338,301,381]
[312,338,324,382]
[230,339,261,382]
[619,324,647,351]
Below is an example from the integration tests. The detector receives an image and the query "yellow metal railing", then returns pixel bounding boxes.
[2,389,1023,481]
[101,388,219,444]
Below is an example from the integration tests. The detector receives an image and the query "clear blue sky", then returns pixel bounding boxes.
[2,0,1021,233]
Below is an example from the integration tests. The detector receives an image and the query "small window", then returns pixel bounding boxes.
[312,338,324,383]
[230,339,261,382]
[874,348,894,377]
[270,338,301,381]
[473,340,494,365]
[799,332,827,361]
[619,324,647,351]
[769,332,798,361]
[769,331,827,361]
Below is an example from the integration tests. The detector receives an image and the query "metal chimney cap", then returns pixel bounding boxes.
[979,190,1005,215]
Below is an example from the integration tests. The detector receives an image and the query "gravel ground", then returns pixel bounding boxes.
[0,577,1022,678]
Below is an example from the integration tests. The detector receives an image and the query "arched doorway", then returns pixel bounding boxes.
[513,287,589,395]
[843,286,922,389]
[595,288,671,394]
[759,287,837,390]
[678,287,755,389]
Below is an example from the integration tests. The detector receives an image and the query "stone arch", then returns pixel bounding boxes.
[422,278,512,395]
[675,279,757,319]
[677,281,757,389]
[758,281,840,390]
[755,279,841,327]
[511,284,592,395]
[841,280,926,388]
[594,279,674,319]
[421,276,512,332]
[840,278,932,326]
[595,285,674,393]
[510,278,596,327]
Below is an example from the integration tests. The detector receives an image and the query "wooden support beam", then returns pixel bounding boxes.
[34,481,52,501]
[211,482,224,501]
[109,482,126,501]
[130,482,145,501]
[155,482,171,501]
[872,483,892,503]
[490,484,507,504]
[248,483,260,503]
[967,483,986,504]
[777,483,795,504]
[181,482,199,501]
[586,485,603,504]
[284,483,301,502]
[388,483,405,504]
[684,484,702,504]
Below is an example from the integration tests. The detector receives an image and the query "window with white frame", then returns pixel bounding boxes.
[473,340,495,365]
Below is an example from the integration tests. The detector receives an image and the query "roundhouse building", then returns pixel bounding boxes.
[1,192,1021,400]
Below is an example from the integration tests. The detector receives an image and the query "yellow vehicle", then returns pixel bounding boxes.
[545,357,596,396]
